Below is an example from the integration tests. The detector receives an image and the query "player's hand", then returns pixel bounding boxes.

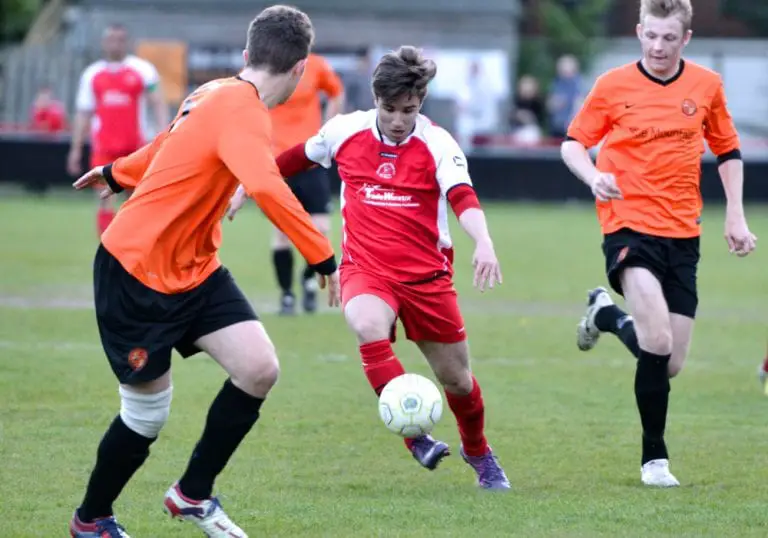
[724,214,757,257]
[472,240,502,292]
[226,185,248,221]
[317,270,341,307]
[72,166,115,200]
[590,172,623,201]
[67,150,82,177]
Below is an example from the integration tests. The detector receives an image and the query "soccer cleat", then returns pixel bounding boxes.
[460,446,511,490]
[278,292,296,316]
[408,434,450,470]
[641,459,680,487]
[302,277,318,314]
[577,286,615,351]
[69,512,131,538]
[163,482,248,538]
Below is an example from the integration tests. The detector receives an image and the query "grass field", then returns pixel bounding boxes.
[1,193,767,538]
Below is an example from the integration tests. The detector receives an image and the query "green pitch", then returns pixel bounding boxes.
[1,194,766,537]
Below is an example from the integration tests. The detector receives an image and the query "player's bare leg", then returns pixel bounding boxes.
[668,314,694,378]
[619,268,679,487]
[417,340,510,490]
[96,189,117,236]
[165,321,279,538]
[301,214,331,313]
[344,294,450,470]
[758,342,768,395]
[70,372,173,538]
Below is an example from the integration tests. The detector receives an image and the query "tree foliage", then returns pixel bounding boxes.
[1,0,44,42]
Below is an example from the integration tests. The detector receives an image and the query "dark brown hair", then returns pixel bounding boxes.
[640,0,693,30]
[246,5,314,74]
[372,46,437,104]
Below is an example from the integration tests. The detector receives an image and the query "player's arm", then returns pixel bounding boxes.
[433,128,501,290]
[219,106,336,273]
[560,76,619,199]
[102,131,167,193]
[704,79,756,255]
[318,58,346,121]
[67,70,95,174]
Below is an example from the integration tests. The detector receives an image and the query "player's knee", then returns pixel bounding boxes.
[438,368,474,396]
[271,231,291,250]
[231,346,280,397]
[347,316,390,343]
[311,214,331,236]
[119,385,173,439]
[637,326,673,356]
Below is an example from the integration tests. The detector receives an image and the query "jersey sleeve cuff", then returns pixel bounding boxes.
[716,148,741,165]
[310,255,338,276]
[102,164,125,194]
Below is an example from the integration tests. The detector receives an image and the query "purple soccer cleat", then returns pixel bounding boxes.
[408,434,451,470]
[69,511,131,537]
[460,446,511,490]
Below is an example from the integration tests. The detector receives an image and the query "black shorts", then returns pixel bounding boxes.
[602,228,700,318]
[289,166,332,215]
[93,244,258,385]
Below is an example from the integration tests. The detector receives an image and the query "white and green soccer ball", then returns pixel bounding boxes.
[378,373,443,438]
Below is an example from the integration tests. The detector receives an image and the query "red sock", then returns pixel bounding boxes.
[445,376,488,457]
[359,340,414,449]
[762,350,768,372]
[97,208,115,236]
[360,339,405,395]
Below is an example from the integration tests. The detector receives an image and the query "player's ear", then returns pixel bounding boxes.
[683,29,693,46]
[635,23,643,40]
[292,58,307,77]
[242,49,249,66]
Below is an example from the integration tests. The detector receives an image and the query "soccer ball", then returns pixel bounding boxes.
[378,373,443,438]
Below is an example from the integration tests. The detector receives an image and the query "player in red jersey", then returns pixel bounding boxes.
[229,46,510,490]
[67,23,169,236]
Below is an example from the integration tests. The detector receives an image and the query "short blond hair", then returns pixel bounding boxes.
[639,0,693,30]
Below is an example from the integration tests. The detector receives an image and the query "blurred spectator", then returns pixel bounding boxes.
[454,60,498,151]
[510,75,544,145]
[547,54,582,139]
[29,86,67,134]
[343,51,373,112]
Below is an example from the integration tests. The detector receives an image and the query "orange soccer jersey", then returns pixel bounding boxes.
[100,77,334,294]
[269,54,344,155]
[567,60,740,238]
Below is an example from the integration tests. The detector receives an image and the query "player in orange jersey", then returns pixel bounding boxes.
[269,53,345,315]
[561,0,756,488]
[68,7,337,538]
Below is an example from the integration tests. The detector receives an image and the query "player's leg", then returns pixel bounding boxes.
[91,153,117,236]
[341,266,448,469]
[663,235,700,379]
[297,168,333,314]
[271,227,296,315]
[71,246,177,537]
[400,280,509,489]
[759,341,768,395]
[163,267,268,537]
[619,267,679,487]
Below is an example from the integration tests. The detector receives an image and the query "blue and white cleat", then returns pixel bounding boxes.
[577,286,616,351]
[460,446,511,490]
[163,482,248,537]
[408,434,450,470]
[69,511,130,537]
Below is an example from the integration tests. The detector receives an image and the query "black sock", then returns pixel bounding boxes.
[302,264,315,283]
[178,379,264,500]
[634,350,671,465]
[78,416,156,522]
[273,248,294,294]
[595,304,640,358]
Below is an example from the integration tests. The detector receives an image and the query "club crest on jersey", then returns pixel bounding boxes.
[681,99,697,117]
[376,162,396,179]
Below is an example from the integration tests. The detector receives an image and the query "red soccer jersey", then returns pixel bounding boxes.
[305,110,472,283]
[76,55,160,156]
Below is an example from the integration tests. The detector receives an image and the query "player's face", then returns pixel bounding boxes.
[102,28,129,61]
[637,15,692,77]
[375,94,422,143]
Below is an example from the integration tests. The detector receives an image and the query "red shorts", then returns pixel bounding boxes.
[90,150,137,190]
[340,264,466,344]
